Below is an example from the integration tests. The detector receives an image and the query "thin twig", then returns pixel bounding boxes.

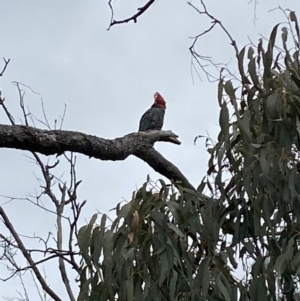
[248,0,259,25]
[187,1,240,81]
[56,184,76,301]
[108,0,155,30]
[0,92,15,125]
[0,58,10,77]
[0,207,63,301]
[14,82,30,126]
[59,103,67,130]
[12,81,41,95]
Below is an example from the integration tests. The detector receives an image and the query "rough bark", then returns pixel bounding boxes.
[0,124,195,190]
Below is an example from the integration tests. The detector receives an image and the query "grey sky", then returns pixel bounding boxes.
[0,0,297,299]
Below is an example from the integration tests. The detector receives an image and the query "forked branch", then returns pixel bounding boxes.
[0,124,195,190]
[0,207,63,301]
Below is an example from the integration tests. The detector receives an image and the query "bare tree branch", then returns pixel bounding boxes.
[0,124,195,189]
[0,124,180,156]
[0,85,81,299]
[0,207,63,301]
[0,58,10,77]
[0,93,15,125]
[108,0,155,30]
[56,184,76,301]
[187,0,241,81]
[136,147,194,190]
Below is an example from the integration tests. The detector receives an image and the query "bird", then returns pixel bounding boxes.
[138,92,166,132]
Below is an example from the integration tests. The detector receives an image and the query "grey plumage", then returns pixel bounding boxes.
[138,103,165,131]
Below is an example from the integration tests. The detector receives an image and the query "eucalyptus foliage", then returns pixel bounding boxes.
[77,12,300,301]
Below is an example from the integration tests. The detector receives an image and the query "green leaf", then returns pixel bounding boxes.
[102,228,114,280]
[169,270,178,301]
[248,52,260,89]
[158,178,166,189]
[226,247,238,269]
[251,257,264,279]
[288,168,296,198]
[150,210,165,226]
[239,109,251,141]
[78,266,91,301]
[214,255,232,281]
[197,177,206,194]
[118,202,131,219]
[290,11,300,40]
[281,27,288,44]
[91,226,103,266]
[217,277,231,301]
[244,241,255,256]
[199,257,211,296]
[266,269,277,300]
[264,24,281,77]
[285,237,295,262]
[224,80,237,107]
[247,46,254,59]
[159,250,169,286]
[123,247,135,261]
[265,93,281,120]
[269,239,281,256]
[126,279,134,301]
[167,222,185,238]
[219,102,229,136]
[238,46,251,85]
[218,77,224,107]
[291,249,300,271]
[274,254,286,275]
[77,213,98,260]
[141,181,148,202]
[268,23,280,51]
[259,147,270,176]
[167,200,182,223]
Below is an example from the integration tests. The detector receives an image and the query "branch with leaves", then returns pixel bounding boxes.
[0,56,199,300]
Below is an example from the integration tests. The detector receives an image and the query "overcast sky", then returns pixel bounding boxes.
[0,0,298,299]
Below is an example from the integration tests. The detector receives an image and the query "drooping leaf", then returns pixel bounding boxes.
[77,213,98,260]
[169,270,178,301]
[217,276,231,301]
[218,77,224,107]
[263,23,281,82]
[219,102,229,137]
[125,279,134,301]
[224,80,237,107]
[290,11,300,40]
